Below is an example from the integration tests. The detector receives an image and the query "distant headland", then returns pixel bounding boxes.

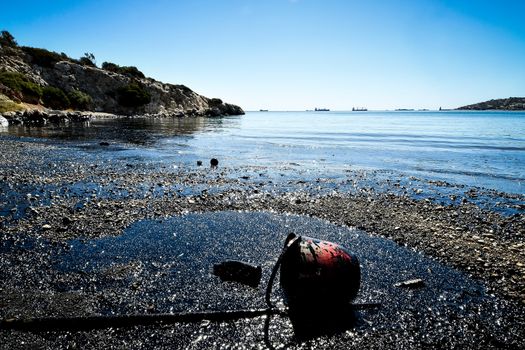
[0,31,244,123]
[457,97,525,111]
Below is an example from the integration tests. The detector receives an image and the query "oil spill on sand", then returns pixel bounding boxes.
[27,211,523,348]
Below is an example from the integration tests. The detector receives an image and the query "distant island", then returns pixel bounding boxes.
[457,97,525,111]
[0,31,243,123]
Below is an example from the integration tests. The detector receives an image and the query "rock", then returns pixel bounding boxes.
[210,158,219,167]
[99,142,110,146]
[196,160,203,166]
[0,115,8,127]
[41,224,52,230]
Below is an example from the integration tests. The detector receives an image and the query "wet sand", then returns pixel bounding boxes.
[1,137,524,348]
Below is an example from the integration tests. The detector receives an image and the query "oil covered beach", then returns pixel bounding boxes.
[1,110,524,348]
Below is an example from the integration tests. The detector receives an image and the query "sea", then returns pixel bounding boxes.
[2,110,524,197]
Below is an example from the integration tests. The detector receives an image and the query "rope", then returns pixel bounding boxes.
[265,234,300,308]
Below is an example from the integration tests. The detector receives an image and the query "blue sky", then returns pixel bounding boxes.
[2,0,524,110]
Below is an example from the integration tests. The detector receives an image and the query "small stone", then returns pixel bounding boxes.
[42,224,52,230]
[62,216,72,225]
[197,160,203,166]
[210,158,219,167]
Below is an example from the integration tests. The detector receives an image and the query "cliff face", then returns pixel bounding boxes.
[457,97,525,111]
[0,41,243,117]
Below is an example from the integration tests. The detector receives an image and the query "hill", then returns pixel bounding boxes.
[0,31,243,120]
[457,97,525,111]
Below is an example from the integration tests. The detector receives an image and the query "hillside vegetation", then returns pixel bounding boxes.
[457,97,525,111]
[0,31,243,117]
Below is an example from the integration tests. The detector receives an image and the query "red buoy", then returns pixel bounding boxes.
[279,234,361,309]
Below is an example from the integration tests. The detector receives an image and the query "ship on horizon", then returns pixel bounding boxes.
[352,107,368,111]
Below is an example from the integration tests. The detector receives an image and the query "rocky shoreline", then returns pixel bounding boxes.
[0,106,243,126]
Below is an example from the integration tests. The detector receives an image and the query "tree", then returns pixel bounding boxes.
[0,30,18,48]
[79,52,96,67]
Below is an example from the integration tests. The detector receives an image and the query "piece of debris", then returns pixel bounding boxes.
[62,216,72,226]
[394,278,425,289]
[213,260,261,288]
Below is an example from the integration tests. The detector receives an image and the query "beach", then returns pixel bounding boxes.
[1,112,524,348]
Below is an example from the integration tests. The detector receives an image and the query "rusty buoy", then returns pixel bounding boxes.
[279,234,361,308]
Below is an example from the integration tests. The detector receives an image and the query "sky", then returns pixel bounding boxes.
[1,0,525,110]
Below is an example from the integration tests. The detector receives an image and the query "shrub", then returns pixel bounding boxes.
[21,46,66,67]
[0,100,24,113]
[116,82,151,107]
[175,84,193,95]
[67,89,92,110]
[102,62,145,78]
[118,66,145,79]
[0,71,42,102]
[0,94,24,113]
[209,98,223,106]
[102,62,119,71]
[42,86,70,109]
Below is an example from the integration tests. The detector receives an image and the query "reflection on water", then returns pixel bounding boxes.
[3,116,241,146]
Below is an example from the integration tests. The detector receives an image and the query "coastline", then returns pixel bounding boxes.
[1,136,524,347]
[1,107,243,126]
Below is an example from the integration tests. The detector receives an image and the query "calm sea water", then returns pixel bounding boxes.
[2,110,524,195]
